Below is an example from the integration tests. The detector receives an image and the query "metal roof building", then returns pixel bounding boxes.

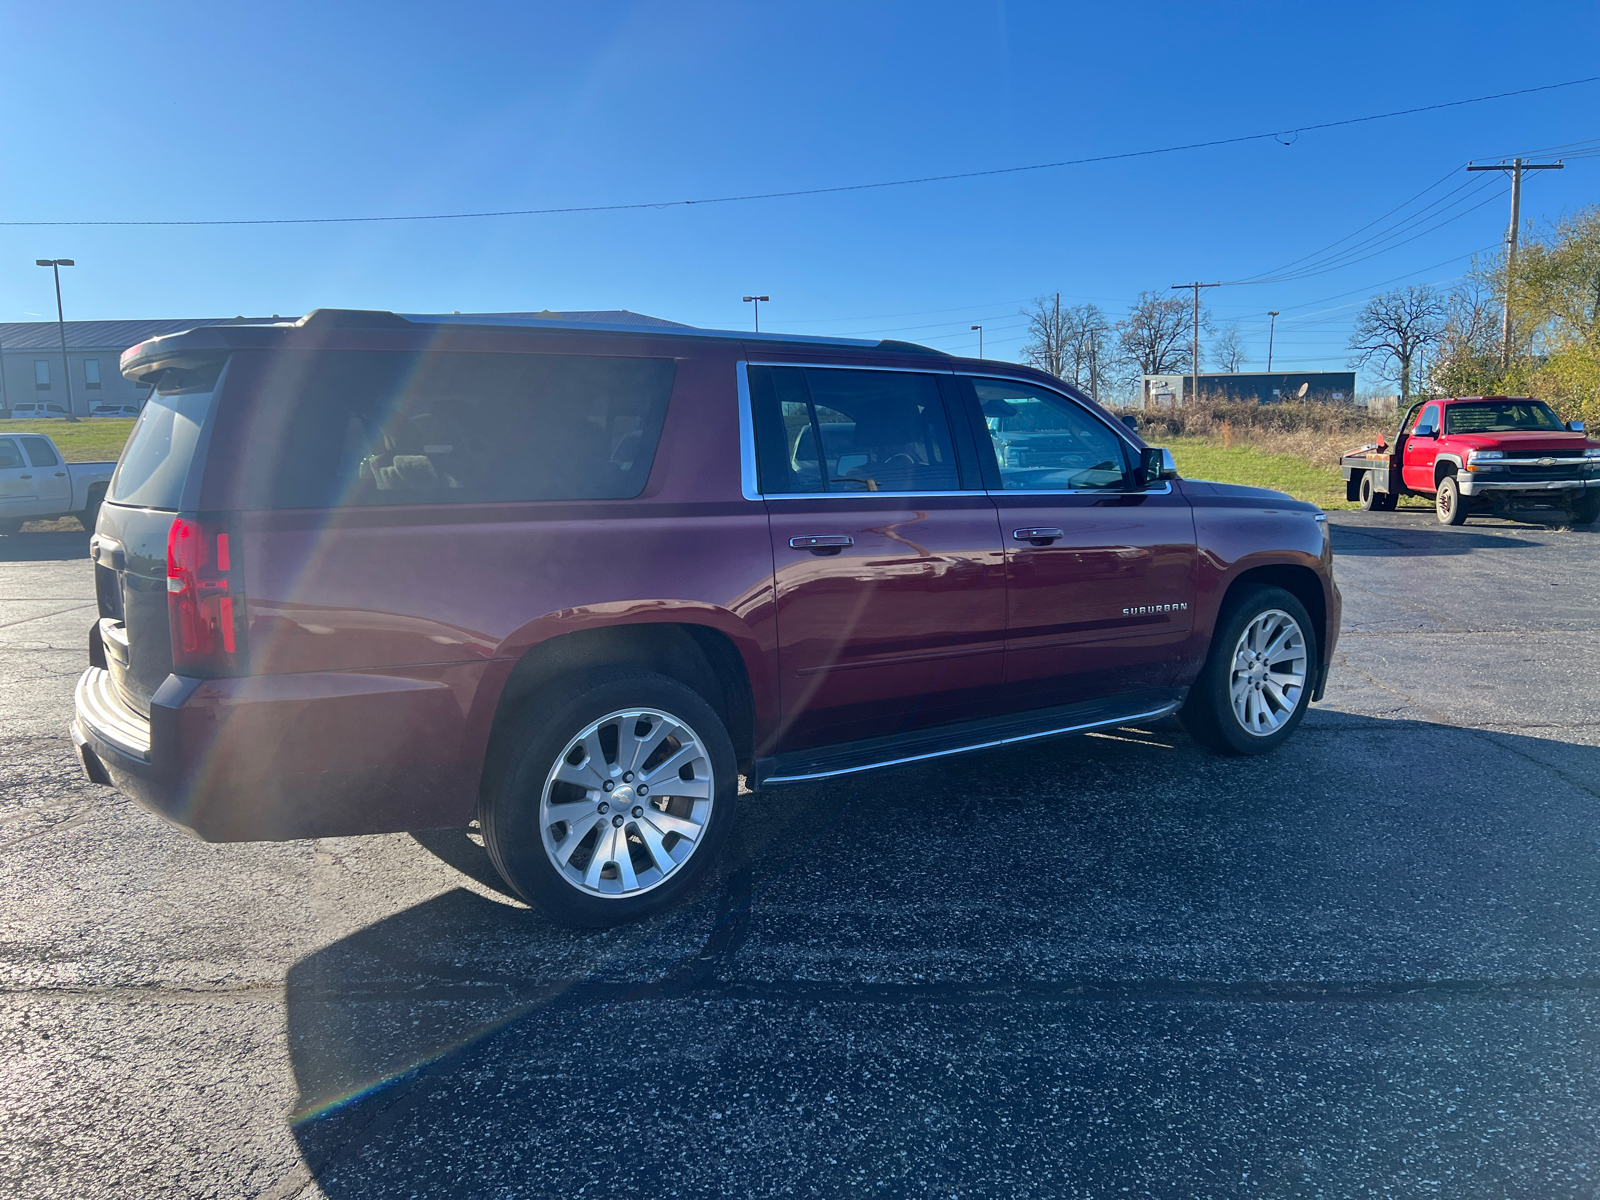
[0,310,687,415]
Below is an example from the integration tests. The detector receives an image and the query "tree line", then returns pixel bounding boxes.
[1348,203,1600,426]
[1020,291,1245,402]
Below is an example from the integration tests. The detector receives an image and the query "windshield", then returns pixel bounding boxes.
[1444,400,1564,434]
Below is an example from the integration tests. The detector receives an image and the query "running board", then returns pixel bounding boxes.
[752,689,1186,787]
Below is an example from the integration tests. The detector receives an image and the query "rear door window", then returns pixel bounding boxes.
[749,366,960,494]
[20,437,60,467]
[221,351,675,509]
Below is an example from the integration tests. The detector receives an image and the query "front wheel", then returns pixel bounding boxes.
[479,668,736,927]
[1567,490,1600,525]
[1435,475,1469,525]
[1179,586,1316,755]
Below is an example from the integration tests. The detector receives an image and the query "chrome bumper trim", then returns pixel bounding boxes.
[1458,476,1599,495]
[74,666,151,761]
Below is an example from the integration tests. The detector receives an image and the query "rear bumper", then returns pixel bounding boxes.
[1457,475,1600,496]
[72,664,487,841]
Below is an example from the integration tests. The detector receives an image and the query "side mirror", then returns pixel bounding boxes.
[1120,413,1139,432]
[1139,446,1177,485]
[1569,420,1586,432]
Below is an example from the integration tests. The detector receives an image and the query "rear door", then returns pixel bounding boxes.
[18,437,71,515]
[957,375,1197,711]
[748,362,1006,751]
[0,438,34,519]
[94,366,223,716]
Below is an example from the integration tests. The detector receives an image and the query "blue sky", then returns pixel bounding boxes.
[2,1,1597,385]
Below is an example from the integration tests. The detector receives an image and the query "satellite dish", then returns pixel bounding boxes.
[1296,382,1310,399]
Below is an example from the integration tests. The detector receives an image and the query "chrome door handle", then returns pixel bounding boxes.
[790,534,854,555]
[1012,527,1064,544]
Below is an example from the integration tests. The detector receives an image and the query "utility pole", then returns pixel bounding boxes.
[1266,311,1280,373]
[1054,292,1062,377]
[742,295,769,333]
[1170,281,1220,405]
[1467,157,1563,368]
[970,325,983,358]
[36,259,77,418]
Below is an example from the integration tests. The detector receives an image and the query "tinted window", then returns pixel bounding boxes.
[20,437,59,467]
[224,351,675,509]
[109,385,216,509]
[968,377,1131,490]
[0,439,22,469]
[1444,400,1564,433]
[750,366,959,494]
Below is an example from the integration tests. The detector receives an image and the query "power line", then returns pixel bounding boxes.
[4,76,1598,228]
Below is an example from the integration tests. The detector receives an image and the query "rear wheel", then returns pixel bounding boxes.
[479,668,736,927]
[1567,490,1600,525]
[1357,473,1383,511]
[78,485,105,532]
[1180,585,1315,755]
[1435,475,1469,525]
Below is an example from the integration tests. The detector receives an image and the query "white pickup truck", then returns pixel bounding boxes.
[0,431,114,534]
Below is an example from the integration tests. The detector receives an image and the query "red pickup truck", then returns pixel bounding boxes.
[1341,396,1600,525]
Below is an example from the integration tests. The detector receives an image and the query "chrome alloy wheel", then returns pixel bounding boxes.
[539,707,715,898]
[1228,609,1309,737]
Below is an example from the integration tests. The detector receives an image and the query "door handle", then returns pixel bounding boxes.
[55,472,66,477]
[789,534,854,555]
[1012,527,1064,545]
[19,474,31,480]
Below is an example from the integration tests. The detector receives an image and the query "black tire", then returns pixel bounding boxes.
[1434,475,1469,525]
[1358,473,1381,511]
[0,519,22,536]
[78,485,105,533]
[1179,585,1317,756]
[1567,490,1600,525]
[479,667,736,928]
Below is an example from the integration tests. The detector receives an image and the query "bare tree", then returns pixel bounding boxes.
[1020,294,1070,378]
[1115,290,1191,377]
[1061,302,1112,399]
[1347,285,1447,402]
[1212,324,1247,373]
[1428,280,1502,396]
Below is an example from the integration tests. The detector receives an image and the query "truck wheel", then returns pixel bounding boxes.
[479,668,736,928]
[1567,491,1600,525]
[1435,475,1469,525]
[78,485,105,532]
[1358,473,1382,511]
[0,519,22,536]
[1179,585,1315,756]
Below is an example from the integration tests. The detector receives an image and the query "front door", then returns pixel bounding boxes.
[959,376,1197,711]
[748,363,1006,752]
[1402,402,1441,491]
[0,438,36,520]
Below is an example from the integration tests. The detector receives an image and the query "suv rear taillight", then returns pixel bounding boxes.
[167,515,247,676]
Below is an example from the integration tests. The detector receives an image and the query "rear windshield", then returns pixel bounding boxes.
[108,380,217,509]
[218,350,676,509]
[1444,401,1564,433]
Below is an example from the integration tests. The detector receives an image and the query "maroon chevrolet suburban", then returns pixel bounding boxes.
[73,310,1340,926]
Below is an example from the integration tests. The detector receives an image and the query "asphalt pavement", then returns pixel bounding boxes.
[3,503,1598,1199]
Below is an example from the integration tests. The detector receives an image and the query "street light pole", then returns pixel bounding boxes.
[1266,311,1280,373]
[742,295,769,333]
[36,259,77,419]
[971,325,983,359]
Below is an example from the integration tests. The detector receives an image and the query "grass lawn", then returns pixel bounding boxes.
[1165,436,1353,510]
[1,418,135,462]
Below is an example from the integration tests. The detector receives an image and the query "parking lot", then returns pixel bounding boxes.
[3,506,1598,1198]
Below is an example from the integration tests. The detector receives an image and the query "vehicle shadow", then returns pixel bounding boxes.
[283,717,1600,1196]
[1330,523,1550,556]
[0,527,91,563]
